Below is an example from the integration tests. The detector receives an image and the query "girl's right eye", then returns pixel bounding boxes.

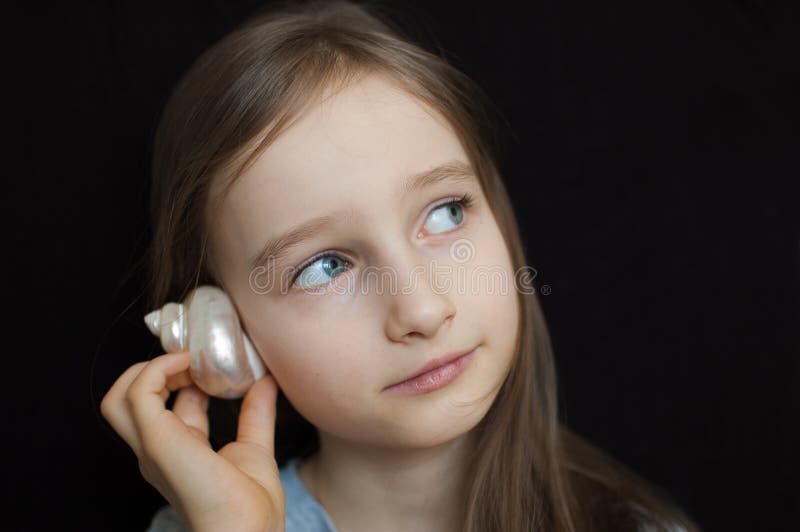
[292,253,351,289]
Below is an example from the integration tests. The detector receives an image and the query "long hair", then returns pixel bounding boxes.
[143,1,700,530]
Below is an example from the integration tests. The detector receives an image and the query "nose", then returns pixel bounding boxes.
[383,253,457,342]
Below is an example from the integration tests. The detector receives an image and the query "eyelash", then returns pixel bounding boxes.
[290,192,476,285]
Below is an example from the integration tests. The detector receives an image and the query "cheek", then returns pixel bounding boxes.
[486,284,520,368]
[251,311,372,421]
[262,324,344,388]
[470,221,520,357]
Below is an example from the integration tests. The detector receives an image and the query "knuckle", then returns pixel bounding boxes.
[99,394,113,420]
[123,387,138,415]
[125,381,149,416]
[127,372,146,397]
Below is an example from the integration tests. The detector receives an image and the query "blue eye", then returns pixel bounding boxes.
[291,192,476,289]
[293,254,349,289]
[424,195,470,234]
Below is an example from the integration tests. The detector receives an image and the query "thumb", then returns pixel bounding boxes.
[235,374,279,453]
[220,374,283,495]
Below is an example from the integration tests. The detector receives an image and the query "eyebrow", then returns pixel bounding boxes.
[248,159,476,272]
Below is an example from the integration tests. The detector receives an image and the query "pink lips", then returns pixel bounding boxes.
[382,347,477,395]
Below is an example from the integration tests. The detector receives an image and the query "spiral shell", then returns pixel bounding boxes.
[143,285,268,399]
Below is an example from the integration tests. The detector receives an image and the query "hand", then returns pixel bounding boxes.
[100,351,285,532]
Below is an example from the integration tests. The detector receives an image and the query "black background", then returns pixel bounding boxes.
[9,0,798,530]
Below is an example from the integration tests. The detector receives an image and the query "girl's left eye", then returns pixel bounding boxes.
[292,192,476,289]
[422,192,475,235]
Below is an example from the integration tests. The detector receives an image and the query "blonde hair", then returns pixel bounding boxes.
[144,1,701,530]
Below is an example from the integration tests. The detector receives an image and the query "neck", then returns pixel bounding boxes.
[296,430,477,532]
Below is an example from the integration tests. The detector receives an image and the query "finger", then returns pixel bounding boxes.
[161,357,196,400]
[127,352,194,435]
[102,353,196,449]
[171,385,211,444]
[235,374,279,452]
[157,367,195,402]
[100,361,149,449]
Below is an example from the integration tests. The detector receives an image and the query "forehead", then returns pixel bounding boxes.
[221,73,469,231]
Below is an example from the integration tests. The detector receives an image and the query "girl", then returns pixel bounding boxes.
[100,1,701,531]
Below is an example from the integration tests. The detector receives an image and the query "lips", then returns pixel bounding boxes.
[385,346,478,389]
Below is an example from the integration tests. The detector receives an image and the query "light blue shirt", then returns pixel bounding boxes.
[145,458,685,532]
[145,456,337,532]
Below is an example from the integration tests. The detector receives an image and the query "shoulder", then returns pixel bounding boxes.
[280,456,338,532]
[638,521,688,532]
[631,502,689,532]
[145,504,186,532]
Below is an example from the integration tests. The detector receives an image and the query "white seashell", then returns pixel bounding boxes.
[143,285,268,399]
[144,302,186,354]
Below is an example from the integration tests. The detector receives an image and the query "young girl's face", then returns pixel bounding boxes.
[210,73,519,448]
